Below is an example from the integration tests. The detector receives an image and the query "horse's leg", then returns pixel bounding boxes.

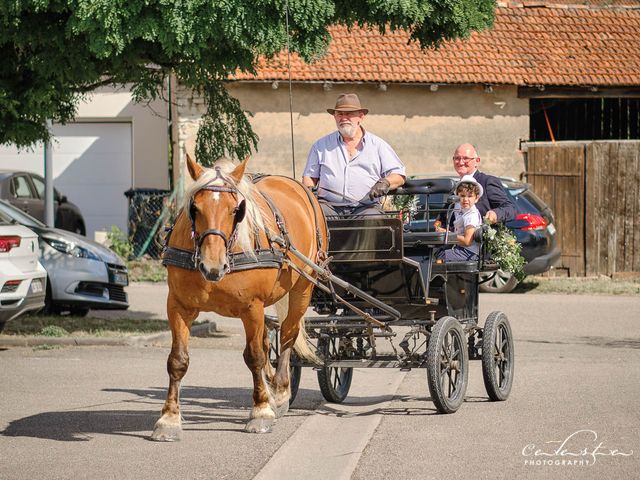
[273,282,314,418]
[263,326,276,385]
[150,293,197,441]
[242,302,276,434]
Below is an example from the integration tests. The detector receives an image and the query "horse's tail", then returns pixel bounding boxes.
[274,294,323,366]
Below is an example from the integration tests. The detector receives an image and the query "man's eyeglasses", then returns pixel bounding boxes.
[453,156,478,164]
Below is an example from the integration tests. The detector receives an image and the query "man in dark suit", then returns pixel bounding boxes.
[451,143,516,224]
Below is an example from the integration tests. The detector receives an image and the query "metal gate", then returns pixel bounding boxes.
[524,141,640,277]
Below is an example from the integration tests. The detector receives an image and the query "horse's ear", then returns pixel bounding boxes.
[186,154,204,181]
[229,158,249,184]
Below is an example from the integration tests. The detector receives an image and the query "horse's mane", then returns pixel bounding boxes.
[184,159,265,255]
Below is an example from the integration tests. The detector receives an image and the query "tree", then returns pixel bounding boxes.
[1,0,496,164]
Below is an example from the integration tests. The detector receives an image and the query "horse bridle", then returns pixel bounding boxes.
[188,167,247,266]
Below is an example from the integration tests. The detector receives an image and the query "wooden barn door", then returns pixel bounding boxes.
[526,145,586,276]
[585,142,640,276]
[527,141,640,277]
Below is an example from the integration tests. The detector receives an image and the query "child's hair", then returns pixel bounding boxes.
[456,182,481,197]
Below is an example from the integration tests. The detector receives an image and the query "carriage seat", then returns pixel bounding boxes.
[392,177,456,195]
[403,231,457,248]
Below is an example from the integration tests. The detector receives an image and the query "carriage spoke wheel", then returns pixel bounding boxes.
[482,311,514,401]
[426,316,469,414]
[316,337,353,403]
[268,327,302,405]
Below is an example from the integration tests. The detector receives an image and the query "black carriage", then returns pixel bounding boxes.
[269,177,514,414]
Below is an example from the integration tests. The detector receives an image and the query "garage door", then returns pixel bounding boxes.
[0,122,132,240]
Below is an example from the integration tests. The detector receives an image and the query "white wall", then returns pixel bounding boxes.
[0,85,170,239]
[0,123,132,239]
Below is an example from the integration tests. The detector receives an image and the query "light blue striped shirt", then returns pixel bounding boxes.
[303,129,405,206]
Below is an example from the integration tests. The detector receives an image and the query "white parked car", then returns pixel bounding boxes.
[0,221,47,332]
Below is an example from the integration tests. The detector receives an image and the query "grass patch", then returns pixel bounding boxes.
[40,325,69,337]
[3,314,169,337]
[514,275,640,295]
[128,257,167,282]
[33,344,62,351]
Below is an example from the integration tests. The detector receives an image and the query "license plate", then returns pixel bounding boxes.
[547,223,556,235]
[112,271,128,286]
[31,278,43,293]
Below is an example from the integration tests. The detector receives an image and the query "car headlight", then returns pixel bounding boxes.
[43,237,101,261]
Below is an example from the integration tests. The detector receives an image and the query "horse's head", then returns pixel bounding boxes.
[186,154,248,282]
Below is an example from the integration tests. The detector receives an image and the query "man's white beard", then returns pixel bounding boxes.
[338,123,357,139]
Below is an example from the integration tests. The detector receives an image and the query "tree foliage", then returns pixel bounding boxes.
[1,0,496,162]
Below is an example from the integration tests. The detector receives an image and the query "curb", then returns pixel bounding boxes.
[0,321,222,348]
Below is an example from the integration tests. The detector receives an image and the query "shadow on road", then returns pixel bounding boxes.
[315,394,492,418]
[0,385,323,442]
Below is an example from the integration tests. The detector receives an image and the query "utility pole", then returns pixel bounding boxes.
[44,120,55,227]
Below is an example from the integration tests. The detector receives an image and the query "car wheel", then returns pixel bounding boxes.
[479,269,519,294]
[69,307,90,317]
[42,279,59,315]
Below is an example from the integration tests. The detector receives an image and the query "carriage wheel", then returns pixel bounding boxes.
[426,316,469,414]
[481,311,514,401]
[268,327,302,405]
[288,355,302,405]
[316,337,353,403]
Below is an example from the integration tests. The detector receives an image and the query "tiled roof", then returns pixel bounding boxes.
[236,3,640,87]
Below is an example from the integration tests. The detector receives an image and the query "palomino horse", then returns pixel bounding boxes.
[151,155,328,440]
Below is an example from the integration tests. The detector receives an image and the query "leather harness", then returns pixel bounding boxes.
[162,173,325,273]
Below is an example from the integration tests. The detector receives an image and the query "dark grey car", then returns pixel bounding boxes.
[408,175,561,293]
[0,170,86,235]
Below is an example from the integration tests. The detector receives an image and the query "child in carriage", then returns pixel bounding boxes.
[434,175,483,262]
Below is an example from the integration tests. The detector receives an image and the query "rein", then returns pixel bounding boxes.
[188,167,246,267]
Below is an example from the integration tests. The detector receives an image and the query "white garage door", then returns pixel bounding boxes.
[0,122,132,240]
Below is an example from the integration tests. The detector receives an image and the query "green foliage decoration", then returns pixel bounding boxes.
[483,221,526,281]
[1,0,496,161]
[389,193,418,223]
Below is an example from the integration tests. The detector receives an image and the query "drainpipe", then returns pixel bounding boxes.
[44,119,55,228]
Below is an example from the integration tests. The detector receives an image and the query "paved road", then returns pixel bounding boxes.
[1,285,638,480]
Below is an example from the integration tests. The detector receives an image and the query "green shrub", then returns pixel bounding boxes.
[107,225,133,259]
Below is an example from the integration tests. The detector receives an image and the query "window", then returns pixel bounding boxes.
[530,98,640,141]
[31,176,45,198]
[11,176,34,199]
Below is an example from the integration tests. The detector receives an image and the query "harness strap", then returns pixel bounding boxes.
[258,190,290,250]
[254,174,327,255]
[299,182,327,253]
[252,223,263,251]
[163,246,285,272]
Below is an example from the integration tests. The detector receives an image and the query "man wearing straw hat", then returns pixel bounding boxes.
[302,93,405,217]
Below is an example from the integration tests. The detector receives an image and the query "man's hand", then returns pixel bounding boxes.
[368,178,390,200]
[484,210,498,224]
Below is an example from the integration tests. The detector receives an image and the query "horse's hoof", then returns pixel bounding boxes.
[245,418,273,434]
[150,420,182,442]
[274,402,290,418]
